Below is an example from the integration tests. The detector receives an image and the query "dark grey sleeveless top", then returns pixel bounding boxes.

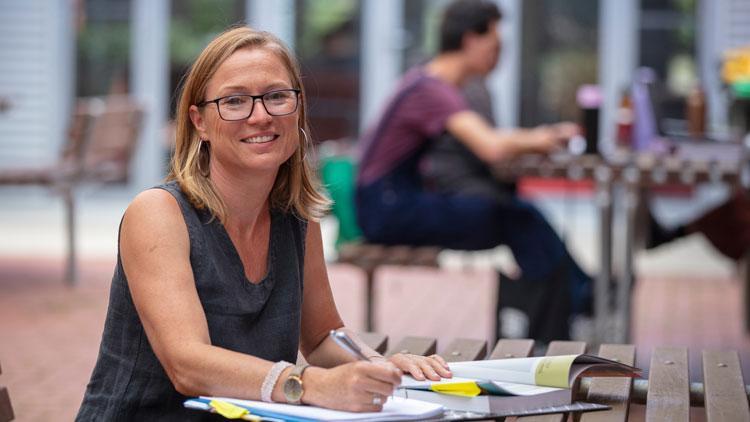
[76,181,307,421]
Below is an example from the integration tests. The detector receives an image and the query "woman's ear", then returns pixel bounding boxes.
[189,105,209,140]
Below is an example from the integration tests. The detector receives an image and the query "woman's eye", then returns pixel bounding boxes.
[266,92,291,101]
[222,96,248,106]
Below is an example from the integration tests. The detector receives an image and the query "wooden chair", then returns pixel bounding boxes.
[0,362,14,422]
[0,95,144,284]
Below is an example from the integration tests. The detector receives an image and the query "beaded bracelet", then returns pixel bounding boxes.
[261,360,293,403]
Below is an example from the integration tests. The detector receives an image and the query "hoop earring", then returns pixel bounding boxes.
[299,127,312,161]
[197,139,210,177]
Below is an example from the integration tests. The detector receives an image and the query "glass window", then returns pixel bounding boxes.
[76,0,132,97]
[169,0,246,117]
[295,0,361,142]
[519,0,599,126]
[401,0,451,71]
[639,0,697,123]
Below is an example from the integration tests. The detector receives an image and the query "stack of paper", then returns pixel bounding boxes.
[184,395,444,421]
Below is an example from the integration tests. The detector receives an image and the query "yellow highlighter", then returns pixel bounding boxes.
[430,381,482,397]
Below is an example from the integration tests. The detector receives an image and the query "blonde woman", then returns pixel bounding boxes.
[77,27,449,421]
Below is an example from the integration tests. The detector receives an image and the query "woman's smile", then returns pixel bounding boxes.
[240,134,279,144]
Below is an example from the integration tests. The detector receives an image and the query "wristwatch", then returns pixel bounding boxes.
[282,363,310,404]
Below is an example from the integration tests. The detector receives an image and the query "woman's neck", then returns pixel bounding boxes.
[210,164,277,230]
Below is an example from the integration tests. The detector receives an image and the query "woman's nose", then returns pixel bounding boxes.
[246,98,273,124]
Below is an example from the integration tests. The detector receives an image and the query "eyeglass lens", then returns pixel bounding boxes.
[217,90,298,120]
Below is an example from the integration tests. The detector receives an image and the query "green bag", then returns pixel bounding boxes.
[320,155,362,248]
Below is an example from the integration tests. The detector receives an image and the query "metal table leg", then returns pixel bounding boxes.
[594,165,613,344]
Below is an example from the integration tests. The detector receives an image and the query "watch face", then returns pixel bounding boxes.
[283,376,303,403]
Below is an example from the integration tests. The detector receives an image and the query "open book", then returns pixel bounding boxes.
[397,354,640,414]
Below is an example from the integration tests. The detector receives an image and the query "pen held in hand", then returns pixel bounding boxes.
[330,329,372,361]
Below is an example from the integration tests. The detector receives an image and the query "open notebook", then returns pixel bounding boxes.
[184,396,444,422]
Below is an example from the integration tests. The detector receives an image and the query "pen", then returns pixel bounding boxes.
[330,329,404,400]
[329,329,372,361]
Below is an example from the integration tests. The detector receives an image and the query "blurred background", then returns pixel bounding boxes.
[1,0,750,420]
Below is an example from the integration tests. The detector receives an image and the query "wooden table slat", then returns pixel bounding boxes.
[0,358,12,422]
[0,387,13,422]
[702,350,750,422]
[442,338,487,362]
[386,336,437,357]
[646,347,690,422]
[489,339,535,359]
[358,332,388,355]
[518,341,588,422]
[579,344,636,422]
[546,341,588,356]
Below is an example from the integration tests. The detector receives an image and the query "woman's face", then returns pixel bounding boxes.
[190,47,299,177]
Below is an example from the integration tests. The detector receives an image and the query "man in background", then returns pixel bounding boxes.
[355,0,591,341]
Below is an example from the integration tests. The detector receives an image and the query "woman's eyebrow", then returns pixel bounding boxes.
[217,83,294,95]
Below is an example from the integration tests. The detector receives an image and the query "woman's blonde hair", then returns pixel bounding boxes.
[168,26,330,222]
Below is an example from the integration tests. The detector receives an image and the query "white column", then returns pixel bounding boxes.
[131,0,170,190]
[698,0,727,131]
[598,0,639,156]
[54,0,75,159]
[246,0,295,49]
[490,0,521,128]
[360,0,404,131]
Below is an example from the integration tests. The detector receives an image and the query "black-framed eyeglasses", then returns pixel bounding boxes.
[198,88,301,121]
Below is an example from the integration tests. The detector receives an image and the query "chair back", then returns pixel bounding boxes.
[0,362,14,422]
[76,95,144,184]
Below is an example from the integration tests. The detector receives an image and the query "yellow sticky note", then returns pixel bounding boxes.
[534,355,577,389]
[209,400,251,420]
[430,381,482,397]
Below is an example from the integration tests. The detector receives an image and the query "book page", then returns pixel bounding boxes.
[448,358,541,385]
[479,380,564,396]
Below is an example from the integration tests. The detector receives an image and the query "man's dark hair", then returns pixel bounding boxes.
[439,0,502,52]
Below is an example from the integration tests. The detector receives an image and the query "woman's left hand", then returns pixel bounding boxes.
[385,353,452,381]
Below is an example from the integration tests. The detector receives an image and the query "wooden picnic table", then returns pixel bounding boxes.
[360,333,750,421]
[491,145,750,343]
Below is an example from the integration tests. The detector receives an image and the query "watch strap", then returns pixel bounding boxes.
[289,362,311,379]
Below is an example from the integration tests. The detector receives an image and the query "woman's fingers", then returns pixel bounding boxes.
[388,353,452,381]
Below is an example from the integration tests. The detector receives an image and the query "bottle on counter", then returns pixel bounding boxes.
[686,84,706,137]
[615,88,634,149]
[576,84,602,155]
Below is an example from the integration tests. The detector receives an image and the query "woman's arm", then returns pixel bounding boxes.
[124,195,399,411]
[120,189,294,402]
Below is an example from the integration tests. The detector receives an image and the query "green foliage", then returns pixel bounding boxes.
[297,0,357,58]
[170,0,245,65]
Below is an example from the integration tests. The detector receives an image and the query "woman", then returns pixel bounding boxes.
[77,27,449,421]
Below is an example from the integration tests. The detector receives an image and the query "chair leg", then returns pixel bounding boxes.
[62,187,78,285]
[743,251,750,333]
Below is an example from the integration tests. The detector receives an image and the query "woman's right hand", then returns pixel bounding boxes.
[302,361,402,412]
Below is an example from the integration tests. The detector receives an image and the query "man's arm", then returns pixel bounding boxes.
[446,110,576,162]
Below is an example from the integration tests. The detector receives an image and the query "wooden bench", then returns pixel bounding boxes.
[0,362,14,422]
[336,243,442,331]
[0,95,143,284]
[359,334,750,421]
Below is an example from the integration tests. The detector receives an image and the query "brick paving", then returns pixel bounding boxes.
[1,256,749,421]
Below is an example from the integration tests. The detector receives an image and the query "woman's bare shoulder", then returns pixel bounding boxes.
[122,188,185,238]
